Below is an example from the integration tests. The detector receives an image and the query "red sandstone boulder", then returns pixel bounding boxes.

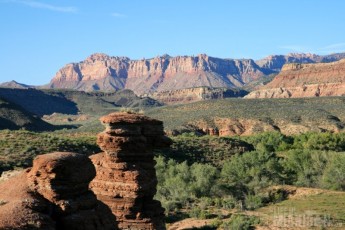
[0,152,118,230]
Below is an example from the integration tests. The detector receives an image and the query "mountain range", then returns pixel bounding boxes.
[1,52,345,100]
[32,52,345,94]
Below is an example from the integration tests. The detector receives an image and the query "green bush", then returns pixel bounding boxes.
[220,151,285,198]
[221,196,237,209]
[293,132,345,151]
[283,150,329,187]
[321,153,345,190]
[188,206,211,219]
[190,163,219,197]
[221,214,259,230]
[155,156,219,212]
[240,132,293,152]
[244,194,263,210]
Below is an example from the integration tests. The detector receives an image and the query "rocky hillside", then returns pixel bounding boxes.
[47,53,265,94]
[0,88,160,117]
[0,97,54,131]
[145,97,345,136]
[0,80,33,89]
[148,86,247,105]
[256,52,345,73]
[246,59,345,98]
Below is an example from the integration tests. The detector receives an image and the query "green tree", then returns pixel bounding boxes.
[322,153,345,190]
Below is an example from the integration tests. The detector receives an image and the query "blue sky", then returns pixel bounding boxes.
[1,0,345,85]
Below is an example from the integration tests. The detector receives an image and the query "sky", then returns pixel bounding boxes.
[1,0,345,85]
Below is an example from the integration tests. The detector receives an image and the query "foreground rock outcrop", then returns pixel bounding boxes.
[246,59,345,98]
[90,112,171,229]
[0,152,117,229]
[0,112,170,229]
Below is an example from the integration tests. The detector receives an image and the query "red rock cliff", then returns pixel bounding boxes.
[245,59,345,98]
[48,53,265,94]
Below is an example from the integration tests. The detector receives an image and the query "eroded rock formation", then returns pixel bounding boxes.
[0,152,117,229]
[90,112,171,230]
[256,52,345,73]
[47,53,265,94]
[147,87,247,105]
[45,52,345,95]
[246,59,345,98]
[0,112,170,229]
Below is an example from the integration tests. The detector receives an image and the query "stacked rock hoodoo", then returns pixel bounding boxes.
[0,152,117,229]
[90,112,171,230]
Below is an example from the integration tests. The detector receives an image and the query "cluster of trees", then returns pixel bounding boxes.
[155,132,345,217]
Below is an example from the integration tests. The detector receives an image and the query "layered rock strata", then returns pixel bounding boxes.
[90,112,171,230]
[0,152,117,229]
[147,87,247,105]
[48,53,264,94]
[246,59,345,98]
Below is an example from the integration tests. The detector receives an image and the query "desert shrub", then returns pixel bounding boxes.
[155,156,219,212]
[154,135,253,167]
[283,150,330,187]
[321,153,345,190]
[188,206,212,219]
[221,214,259,230]
[293,132,345,151]
[199,197,214,210]
[209,218,223,228]
[221,196,237,209]
[244,194,263,210]
[190,163,219,197]
[220,151,285,199]
[241,132,293,152]
[265,188,289,203]
[0,130,99,173]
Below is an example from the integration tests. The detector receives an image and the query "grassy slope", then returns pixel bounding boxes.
[167,187,345,229]
[0,88,161,118]
[155,135,253,167]
[0,97,55,131]
[0,130,99,172]
[257,187,345,229]
[145,96,345,131]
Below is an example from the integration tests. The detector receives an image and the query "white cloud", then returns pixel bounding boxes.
[319,43,345,53]
[2,0,77,13]
[279,45,311,53]
[111,12,126,18]
[279,43,345,55]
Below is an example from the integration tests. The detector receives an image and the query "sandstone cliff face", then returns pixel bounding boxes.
[90,112,171,230]
[256,52,345,73]
[0,152,118,230]
[246,59,345,99]
[48,53,265,94]
[49,54,129,91]
[148,87,247,105]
